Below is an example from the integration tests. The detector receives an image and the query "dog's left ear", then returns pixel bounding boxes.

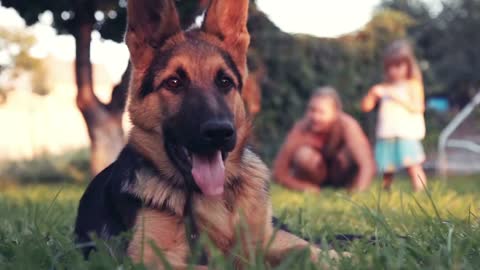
[202,0,250,76]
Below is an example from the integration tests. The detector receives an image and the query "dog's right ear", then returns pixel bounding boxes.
[126,0,181,70]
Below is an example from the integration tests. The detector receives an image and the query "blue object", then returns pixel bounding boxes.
[375,138,426,173]
[427,97,449,112]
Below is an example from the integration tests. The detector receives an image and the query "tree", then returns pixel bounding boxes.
[381,0,432,24]
[0,26,47,103]
[2,0,202,175]
[417,0,480,106]
[338,9,416,100]
[379,0,440,96]
[382,0,480,106]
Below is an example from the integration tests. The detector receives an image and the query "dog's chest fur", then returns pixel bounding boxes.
[125,148,271,263]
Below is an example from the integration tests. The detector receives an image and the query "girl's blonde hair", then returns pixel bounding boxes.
[383,40,423,84]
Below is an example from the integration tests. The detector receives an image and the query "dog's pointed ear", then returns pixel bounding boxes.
[202,0,250,76]
[126,0,181,70]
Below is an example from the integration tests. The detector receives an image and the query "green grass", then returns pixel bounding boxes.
[0,176,479,269]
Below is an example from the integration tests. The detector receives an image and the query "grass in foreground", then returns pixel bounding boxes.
[0,176,479,269]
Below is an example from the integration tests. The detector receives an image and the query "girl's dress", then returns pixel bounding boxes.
[375,81,426,173]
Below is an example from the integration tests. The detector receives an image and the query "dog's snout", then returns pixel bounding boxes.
[200,120,235,145]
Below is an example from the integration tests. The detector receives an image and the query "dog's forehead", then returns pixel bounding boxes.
[175,41,221,62]
[163,36,226,63]
[150,36,240,80]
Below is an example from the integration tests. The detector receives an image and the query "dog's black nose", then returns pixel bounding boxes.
[200,120,235,145]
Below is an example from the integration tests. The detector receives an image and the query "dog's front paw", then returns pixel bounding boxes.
[311,247,349,261]
[310,247,351,269]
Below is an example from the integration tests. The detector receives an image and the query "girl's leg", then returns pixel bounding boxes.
[407,164,427,191]
[382,172,394,191]
[376,138,396,191]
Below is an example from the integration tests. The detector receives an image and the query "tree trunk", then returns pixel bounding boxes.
[73,0,129,177]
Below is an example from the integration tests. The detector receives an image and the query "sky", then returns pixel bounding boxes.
[256,0,381,37]
[0,0,438,81]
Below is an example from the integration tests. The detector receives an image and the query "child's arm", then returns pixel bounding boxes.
[389,80,425,113]
[361,85,383,112]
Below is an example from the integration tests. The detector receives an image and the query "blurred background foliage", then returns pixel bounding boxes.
[247,6,420,159]
[0,26,47,103]
[0,149,90,185]
[248,0,480,161]
[1,0,480,181]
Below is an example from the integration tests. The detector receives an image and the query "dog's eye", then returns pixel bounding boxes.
[163,77,183,92]
[216,76,234,92]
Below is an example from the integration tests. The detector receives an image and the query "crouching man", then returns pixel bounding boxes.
[273,87,375,192]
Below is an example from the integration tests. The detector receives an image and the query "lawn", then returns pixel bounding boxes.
[0,176,479,269]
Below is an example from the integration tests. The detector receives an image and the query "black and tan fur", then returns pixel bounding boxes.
[74,0,334,268]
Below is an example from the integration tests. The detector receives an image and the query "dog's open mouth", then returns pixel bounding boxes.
[167,143,227,196]
[191,151,225,196]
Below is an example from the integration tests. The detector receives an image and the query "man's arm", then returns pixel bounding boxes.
[342,115,376,192]
[273,125,321,192]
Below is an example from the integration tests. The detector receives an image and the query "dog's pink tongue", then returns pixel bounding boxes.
[191,151,225,196]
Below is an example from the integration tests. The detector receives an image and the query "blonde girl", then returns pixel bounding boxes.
[361,40,427,191]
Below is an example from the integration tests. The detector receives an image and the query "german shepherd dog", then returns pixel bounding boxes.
[75,0,340,268]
